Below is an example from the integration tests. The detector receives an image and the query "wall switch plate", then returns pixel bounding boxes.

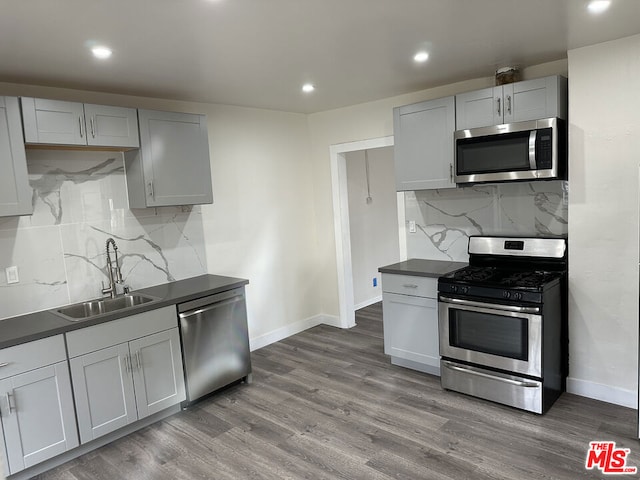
[409,220,417,233]
[6,266,19,284]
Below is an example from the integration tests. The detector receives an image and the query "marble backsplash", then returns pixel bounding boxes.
[0,150,207,320]
[405,180,568,261]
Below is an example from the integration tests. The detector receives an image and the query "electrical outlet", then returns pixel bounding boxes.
[6,266,19,284]
[409,220,417,233]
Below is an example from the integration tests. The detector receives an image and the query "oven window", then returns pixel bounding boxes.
[457,131,531,175]
[449,309,528,361]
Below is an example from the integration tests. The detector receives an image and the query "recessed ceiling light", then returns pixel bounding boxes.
[587,0,611,14]
[414,51,429,63]
[91,46,113,59]
[302,83,315,93]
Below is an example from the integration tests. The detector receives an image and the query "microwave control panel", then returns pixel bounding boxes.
[536,127,553,169]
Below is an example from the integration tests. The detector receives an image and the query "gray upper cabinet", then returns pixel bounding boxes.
[83,103,140,147]
[455,75,568,130]
[124,109,213,207]
[0,335,78,476]
[0,97,32,217]
[21,98,139,148]
[393,96,456,191]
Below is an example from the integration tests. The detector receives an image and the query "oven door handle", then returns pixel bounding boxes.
[439,295,540,314]
[442,361,540,388]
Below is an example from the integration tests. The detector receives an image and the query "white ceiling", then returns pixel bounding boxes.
[1,0,639,114]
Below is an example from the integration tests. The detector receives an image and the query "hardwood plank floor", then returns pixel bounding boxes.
[35,303,639,479]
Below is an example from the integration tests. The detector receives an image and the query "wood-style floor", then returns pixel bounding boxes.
[36,303,639,480]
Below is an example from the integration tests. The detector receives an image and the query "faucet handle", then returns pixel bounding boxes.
[101,281,112,296]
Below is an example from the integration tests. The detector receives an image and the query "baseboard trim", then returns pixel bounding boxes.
[249,315,321,351]
[566,377,637,409]
[354,295,382,311]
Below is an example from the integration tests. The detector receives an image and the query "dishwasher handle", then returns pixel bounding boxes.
[177,288,245,315]
[178,295,243,319]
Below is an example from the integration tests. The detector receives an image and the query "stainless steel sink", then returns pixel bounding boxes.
[52,293,159,321]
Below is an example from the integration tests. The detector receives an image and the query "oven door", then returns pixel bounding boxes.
[438,295,542,378]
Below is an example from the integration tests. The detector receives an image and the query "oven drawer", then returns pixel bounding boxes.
[441,360,543,414]
[381,274,437,298]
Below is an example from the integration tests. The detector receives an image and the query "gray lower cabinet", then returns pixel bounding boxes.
[124,109,213,207]
[67,306,185,444]
[0,96,32,217]
[20,98,139,148]
[381,274,440,376]
[0,335,78,476]
[392,96,456,191]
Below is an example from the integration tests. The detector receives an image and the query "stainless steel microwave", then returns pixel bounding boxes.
[454,117,566,184]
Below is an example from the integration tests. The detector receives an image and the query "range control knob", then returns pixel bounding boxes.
[502,291,511,299]
[450,285,458,293]
[513,292,523,300]
[460,286,469,294]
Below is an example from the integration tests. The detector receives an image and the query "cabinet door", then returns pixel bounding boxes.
[382,292,440,371]
[0,420,8,478]
[130,328,186,418]
[507,76,565,123]
[0,362,78,474]
[0,97,32,217]
[70,343,137,444]
[21,98,86,145]
[455,87,502,129]
[84,104,140,148]
[393,96,456,191]
[137,109,213,206]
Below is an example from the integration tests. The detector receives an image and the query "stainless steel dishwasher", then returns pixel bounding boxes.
[177,287,252,406]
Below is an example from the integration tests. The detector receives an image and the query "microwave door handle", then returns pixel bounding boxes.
[528,130,537,170]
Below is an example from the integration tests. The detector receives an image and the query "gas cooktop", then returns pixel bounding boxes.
[440,266,564,290]
[437,236,567,303]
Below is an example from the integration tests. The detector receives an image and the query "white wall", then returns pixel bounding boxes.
[567,34,640,407]
[345,147,399,308]
[0,82,322,349]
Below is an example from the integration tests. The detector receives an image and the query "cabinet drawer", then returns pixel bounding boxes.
[381,274,437,298]
[0,335,66,380]
[66,305,176,358]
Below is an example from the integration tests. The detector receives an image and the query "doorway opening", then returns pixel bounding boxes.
[329,136,407,328]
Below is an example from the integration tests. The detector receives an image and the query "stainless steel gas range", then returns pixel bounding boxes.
[437,236,567,414]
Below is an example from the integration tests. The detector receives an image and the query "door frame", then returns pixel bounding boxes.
[329,136,407,328]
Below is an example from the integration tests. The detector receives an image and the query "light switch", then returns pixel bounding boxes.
[6,266,19,284]
[409,221,417,233]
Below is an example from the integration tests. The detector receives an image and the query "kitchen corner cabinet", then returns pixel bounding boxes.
[455,75,568,130]
[20,97,139,148]
[66,306,185,444]
[0,335,78,476]
[393,96,456,191]
[0,96,32,217]
[124,109,213,208]
[381,274,440,376]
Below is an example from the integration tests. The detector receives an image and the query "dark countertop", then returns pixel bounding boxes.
[0,274,248,350]
[378,258,467,278]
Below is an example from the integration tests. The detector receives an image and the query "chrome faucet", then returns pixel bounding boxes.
[101,238,129,298]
